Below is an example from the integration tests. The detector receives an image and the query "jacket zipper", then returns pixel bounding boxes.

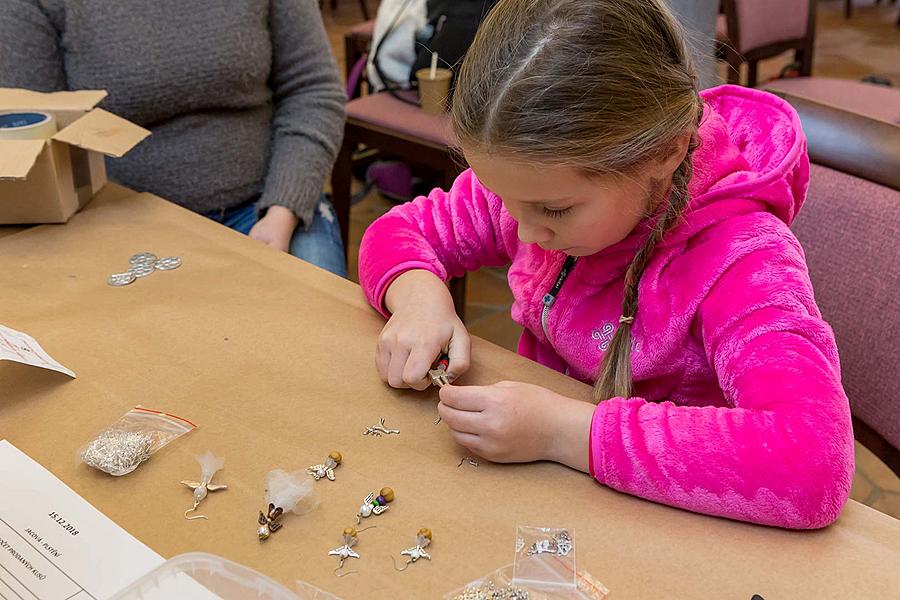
[540,255,577,342]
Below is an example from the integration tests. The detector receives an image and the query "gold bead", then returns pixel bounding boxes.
[342,527,357,538]
[329,451,343,464]
[417,527,432,540]
[380,486,395,503]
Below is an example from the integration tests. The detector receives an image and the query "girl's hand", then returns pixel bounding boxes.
[377,270,471,390]
[249,205,299,253]
[437,381,594,470]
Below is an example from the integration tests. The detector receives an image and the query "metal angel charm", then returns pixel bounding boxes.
[181,451,228,520]
[428,353,451,387]
[329,526,374,576]
[257,503,284,540]
[430,353,451,424]
[526,530,573,557]
[306,451,342,481]
[329,526,361,575]
[363,418,400,437]
[393,528,433,571]
[356,486,395,523]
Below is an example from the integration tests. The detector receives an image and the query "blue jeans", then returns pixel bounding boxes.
[206,197,347,278]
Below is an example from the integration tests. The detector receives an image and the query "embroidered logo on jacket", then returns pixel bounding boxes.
[591,322,641,353]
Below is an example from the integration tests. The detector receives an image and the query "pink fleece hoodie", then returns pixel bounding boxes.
[359,85,854,529]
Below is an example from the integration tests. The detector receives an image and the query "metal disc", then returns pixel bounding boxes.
[128,264,155,278]
[129,252,158,266]
[154,256,182,271]
[107,272,137,287]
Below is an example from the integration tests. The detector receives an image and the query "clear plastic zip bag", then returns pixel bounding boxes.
[80,406,196,476]
[444,526,609,600]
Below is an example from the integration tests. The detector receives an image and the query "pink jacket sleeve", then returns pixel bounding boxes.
[590,225,854,529]
[359,169,513,316]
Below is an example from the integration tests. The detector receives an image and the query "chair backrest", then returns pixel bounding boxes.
[767,88,900,191]
[346,55,369,100]
[724,0,811,55]
[791,164,900,454]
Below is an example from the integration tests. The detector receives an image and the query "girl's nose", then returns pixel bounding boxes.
[517,221,553,245]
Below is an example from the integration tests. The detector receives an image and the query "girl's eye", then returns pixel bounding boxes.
[543,206,573,219]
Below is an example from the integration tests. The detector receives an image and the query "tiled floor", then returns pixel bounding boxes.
[321,0,900,520]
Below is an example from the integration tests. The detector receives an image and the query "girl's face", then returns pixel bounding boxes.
[464,146,685,257]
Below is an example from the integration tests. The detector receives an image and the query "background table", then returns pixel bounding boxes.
[0,185,898,599]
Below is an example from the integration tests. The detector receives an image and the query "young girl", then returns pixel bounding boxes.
[358,0,853,529]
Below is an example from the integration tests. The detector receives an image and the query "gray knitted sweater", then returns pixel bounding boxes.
[0,0,346,228]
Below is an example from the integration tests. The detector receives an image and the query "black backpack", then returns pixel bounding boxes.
[408,0,499,91]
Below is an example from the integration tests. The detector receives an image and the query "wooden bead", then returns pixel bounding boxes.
[343,527,357,538]
[329,451,342,464]
[380,486,395,503]
[417,527,432,540]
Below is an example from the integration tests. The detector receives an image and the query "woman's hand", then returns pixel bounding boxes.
[249,205,299,253]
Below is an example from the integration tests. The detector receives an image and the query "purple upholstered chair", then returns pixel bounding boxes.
[779,90,900,475]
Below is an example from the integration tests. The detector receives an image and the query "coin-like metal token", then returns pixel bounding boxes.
[129,252,157,266]
[128,264,155,278]
[107,272,137,287]
[154,256,182,271]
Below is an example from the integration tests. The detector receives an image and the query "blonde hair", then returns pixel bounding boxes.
[451,0,702,403]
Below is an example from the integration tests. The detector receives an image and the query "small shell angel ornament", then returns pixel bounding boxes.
[356,486,395,523]
[329,526,361,576]
[393,528,433,571]
[181,451,228,520]
[306,451,342,481]
[329,526,374,576]
[257,469,320,541]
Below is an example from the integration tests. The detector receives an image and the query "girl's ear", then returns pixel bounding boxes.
[652,130,693,179]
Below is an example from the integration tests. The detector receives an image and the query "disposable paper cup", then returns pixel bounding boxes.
[416,68,453,116]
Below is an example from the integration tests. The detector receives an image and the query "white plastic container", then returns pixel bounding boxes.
[108,552,342,600]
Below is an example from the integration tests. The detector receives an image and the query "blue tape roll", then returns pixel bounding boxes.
[0,111,57,139]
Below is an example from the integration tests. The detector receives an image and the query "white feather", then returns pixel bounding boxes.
[265,469,320,515]
[195,451,225,483]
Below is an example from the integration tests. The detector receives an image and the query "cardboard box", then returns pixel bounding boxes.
[0,88,149,224]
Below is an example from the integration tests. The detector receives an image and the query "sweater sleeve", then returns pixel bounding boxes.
[589,229,854,529]
[359,168,514,316]
[0,0,66,91]
[258,0,346,228]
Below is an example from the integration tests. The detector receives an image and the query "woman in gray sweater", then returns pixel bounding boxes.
[1,0,348,276]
